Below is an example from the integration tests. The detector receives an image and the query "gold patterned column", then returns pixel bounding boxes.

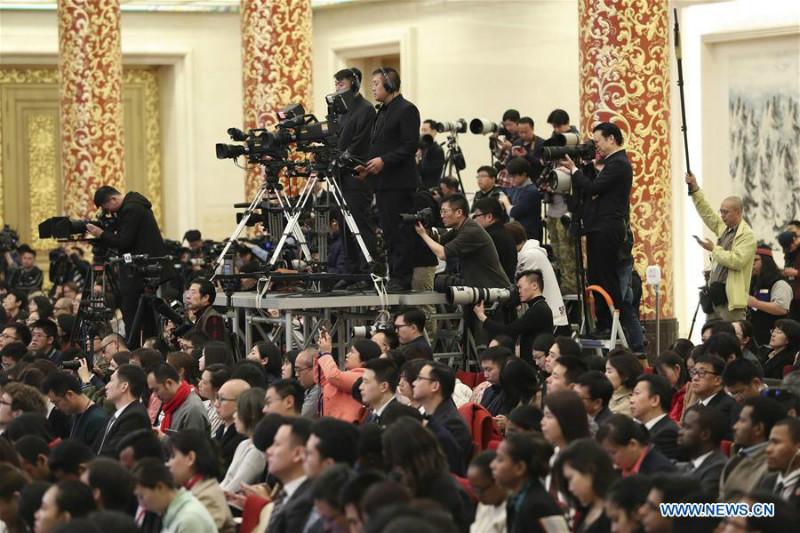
[241,0,313,200]
[579,0,673,320]
[58,0,125,219]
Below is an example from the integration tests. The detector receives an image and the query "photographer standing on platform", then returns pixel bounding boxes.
[356,67,420,292]
[685,172,756,322]
[86,186,167,344]
[414,194,509,289]
[331,68,377,289]
[560,123,632,334]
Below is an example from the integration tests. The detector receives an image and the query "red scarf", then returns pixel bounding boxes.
[160,381,192,431]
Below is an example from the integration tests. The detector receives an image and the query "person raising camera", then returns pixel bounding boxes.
[414,194,508,289]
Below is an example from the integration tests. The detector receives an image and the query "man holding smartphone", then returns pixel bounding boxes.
[686,172,755,321]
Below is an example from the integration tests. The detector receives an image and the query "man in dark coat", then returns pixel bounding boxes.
[88,186,169,344]
[332,68,378,286]
[356,67,420,292]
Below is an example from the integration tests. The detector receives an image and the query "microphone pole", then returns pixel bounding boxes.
[674,8,692,193]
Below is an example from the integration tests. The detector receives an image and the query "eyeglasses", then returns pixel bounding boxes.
[214,395,236,403]
[471,212,488,219]
[393,323,411,330]
[31,332,48,339]
[100,341,116,353]
[294,365,312,374]
[689,369,719,378]
[0,333,18,341]
[415,375,437,383]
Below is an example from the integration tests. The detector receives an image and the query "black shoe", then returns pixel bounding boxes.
[350,280,373,291]
[333,279,354,290]
[386,281,411,293]
[584,328,611,339]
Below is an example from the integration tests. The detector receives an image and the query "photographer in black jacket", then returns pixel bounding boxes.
[332,68,378,289]
[560,122,632,333]
[356,67,420,292]
[87,186,168,344]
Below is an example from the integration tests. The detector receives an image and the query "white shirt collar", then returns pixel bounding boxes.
[699,392,719,406]
[113,401,134,421]
[692,450,715,470]
[374,397,394,417]
[282,475,308,500]
[644,413,667,431]
[776,468,800,487]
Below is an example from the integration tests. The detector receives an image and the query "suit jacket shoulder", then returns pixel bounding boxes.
[94,401,151,456]
[639,446,677,476]
[650,416,682,460]
[281,479,315,533]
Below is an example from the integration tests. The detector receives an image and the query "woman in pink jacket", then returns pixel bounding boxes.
[316,328,382,423]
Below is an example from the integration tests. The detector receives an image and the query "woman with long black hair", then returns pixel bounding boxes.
[748,246,792,345]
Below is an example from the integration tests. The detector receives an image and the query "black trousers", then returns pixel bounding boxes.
[340,188,377,275]
[375,188,415,287]
[585,227,624,330]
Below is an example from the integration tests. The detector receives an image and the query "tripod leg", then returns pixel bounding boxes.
[126,294,148,348]
[211,184,268,280]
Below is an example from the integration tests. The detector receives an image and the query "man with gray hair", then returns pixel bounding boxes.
[686,173,756,322]
[294,348,321,419]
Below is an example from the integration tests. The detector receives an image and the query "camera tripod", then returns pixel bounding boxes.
[441,134,467,193]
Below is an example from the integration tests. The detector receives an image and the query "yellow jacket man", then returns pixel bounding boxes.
[686,173,756,322]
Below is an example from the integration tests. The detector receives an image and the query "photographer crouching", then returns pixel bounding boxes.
[86,186,169,347]
[414,194,509,289]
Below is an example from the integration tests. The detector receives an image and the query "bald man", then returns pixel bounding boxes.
[687,173,756,322]
[214,378,250,470]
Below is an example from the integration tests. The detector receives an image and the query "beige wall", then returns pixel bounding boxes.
[0,9,244,241]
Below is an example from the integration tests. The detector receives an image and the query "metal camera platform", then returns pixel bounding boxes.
[215,290,449,360]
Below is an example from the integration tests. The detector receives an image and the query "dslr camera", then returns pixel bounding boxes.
[399,207,435,227]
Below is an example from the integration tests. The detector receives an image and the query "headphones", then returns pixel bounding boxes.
[379,67,396,93]
[346,68,360,92]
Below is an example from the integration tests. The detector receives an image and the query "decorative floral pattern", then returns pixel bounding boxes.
[579,0,672,319]
[28,115,60,250]
[59,0,126,219]
[241,0,313,200]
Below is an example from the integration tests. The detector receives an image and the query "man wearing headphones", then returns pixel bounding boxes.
[332,68,378,289]
[356,67,421,292]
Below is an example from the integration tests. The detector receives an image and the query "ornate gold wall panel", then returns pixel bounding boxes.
[58,0,126,219]
[241,0,313,199]
[27,115,60,250]
[578,0,673,319]
[0,67,163,247]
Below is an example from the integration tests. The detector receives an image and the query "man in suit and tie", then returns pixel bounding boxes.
[93,364,151,457]
[630,374,683,460]
[676,405,730,495]
[762,417,800,510]
[213,379,249,471]
[266,418,314,533]
[691,354,738,438]
[359,358,399,425]
[355,67,420,292]
[720,396,787,499]
[331,68,377,289]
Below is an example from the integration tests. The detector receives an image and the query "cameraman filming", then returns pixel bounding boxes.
[473,269,553,365]
[86,186,168,345]
[414,194,509,289]
[560,122,632,335]
[332,68,377,288]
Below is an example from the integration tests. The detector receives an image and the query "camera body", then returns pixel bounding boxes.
[0,225,19,253]
[399,207,435,227]
[542,139,596,162]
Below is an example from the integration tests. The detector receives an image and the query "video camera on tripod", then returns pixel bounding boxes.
[108,254,172,284]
